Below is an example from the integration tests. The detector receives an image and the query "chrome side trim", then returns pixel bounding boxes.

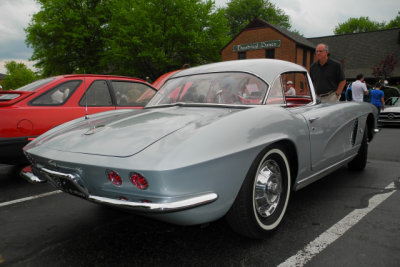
[294,154,357,191]
[88,193,218,213]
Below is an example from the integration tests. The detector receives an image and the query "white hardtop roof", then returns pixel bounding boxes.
[173,59,308,84]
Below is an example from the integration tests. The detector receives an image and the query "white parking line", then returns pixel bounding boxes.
[0,190,62,208]
[278,182,397,267]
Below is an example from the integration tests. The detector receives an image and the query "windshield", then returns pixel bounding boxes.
[147,72,268,106]
[0,77,56,100]
[385,97,400,107]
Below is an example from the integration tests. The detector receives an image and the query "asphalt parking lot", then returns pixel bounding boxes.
[0,127,399,267]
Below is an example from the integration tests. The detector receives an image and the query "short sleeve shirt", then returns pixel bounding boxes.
[351,80,368,102]
[370,89,384,107]
[285,87,296,96]
[310,58,345,95]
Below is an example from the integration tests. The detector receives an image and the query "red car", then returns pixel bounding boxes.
[152,69,182,89]
[0,74,157,165]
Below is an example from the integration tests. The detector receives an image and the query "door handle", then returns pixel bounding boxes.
[309,117,319,123]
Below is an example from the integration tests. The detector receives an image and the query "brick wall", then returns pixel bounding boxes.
[221,26,312,70]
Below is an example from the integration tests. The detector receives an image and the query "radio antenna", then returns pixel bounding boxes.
[84,70,89,120]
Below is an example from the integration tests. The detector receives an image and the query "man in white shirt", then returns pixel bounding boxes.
[285,81,296,96]
[351,74,369,102]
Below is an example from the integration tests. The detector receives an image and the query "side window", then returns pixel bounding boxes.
[281,72,312,107]
[266,77,284,104]
[112,81,156,107]
[302,50,307,67]
[238,52,246,59]
[30,80,81,106]
[79,80,112,106]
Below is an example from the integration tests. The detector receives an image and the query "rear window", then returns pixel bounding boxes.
[15,77,56,92]
[147,72,268,106]
[0,77,56,100]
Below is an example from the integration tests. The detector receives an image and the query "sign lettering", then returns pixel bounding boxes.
[233,40,281,52]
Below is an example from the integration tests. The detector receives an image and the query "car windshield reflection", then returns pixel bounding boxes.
[146,72,268,106]
[385,97,400,107]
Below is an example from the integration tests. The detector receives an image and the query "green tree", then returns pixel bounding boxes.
[25,0,113,76]
[103,0,230,79]
[25,0,230,80]
[334,17,386,34]
[386,11,400,28]
[224,0,291,37]
[1,61,38,90]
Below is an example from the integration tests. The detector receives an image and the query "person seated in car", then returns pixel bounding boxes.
[51,87,70,104]
[285,81,296,96]
[218,77,240,104]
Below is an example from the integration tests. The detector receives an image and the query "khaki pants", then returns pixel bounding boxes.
[319,92,340,103]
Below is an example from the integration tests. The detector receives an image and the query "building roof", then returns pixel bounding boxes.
[221,18,316,52]
[243,18,316,49]
[308,28,400,80]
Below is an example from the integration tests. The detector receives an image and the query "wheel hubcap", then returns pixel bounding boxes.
[254,159,282,218]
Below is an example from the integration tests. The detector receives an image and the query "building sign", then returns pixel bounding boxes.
[233,40,281,52]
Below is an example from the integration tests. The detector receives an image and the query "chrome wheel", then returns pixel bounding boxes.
[254,159,282,218]
[226,145,291,238]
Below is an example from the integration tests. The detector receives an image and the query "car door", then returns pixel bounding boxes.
[26,80,93,136]
[279,72,347,173]
[26,79,115,137]
[293,104,347,172]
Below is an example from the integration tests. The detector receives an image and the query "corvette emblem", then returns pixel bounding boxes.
[84,124,105,135]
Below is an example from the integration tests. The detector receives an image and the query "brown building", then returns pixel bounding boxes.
[221,18,316,70]
[221,18,400,84]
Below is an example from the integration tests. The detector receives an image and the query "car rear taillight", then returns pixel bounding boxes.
[130,172,148,190]
[106,169,122,186]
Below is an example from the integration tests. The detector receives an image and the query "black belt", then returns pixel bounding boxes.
[318,91,336,97]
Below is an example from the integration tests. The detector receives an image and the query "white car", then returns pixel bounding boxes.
[379,97,400,125]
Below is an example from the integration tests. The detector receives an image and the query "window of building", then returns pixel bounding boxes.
[265,49,275,59]
[238,52,246,59]
[303,50,307,67]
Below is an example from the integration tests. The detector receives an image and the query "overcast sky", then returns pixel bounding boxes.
[0,0,399,74]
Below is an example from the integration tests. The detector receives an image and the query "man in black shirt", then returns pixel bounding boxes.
[310,43,346,103]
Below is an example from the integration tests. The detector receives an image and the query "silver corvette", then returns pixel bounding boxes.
[23,59,377,238]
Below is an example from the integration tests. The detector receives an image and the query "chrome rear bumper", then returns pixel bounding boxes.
[22,165,218,213]
[88,193,218,213]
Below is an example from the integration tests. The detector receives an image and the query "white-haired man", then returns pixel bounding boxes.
[310,43,346,103]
